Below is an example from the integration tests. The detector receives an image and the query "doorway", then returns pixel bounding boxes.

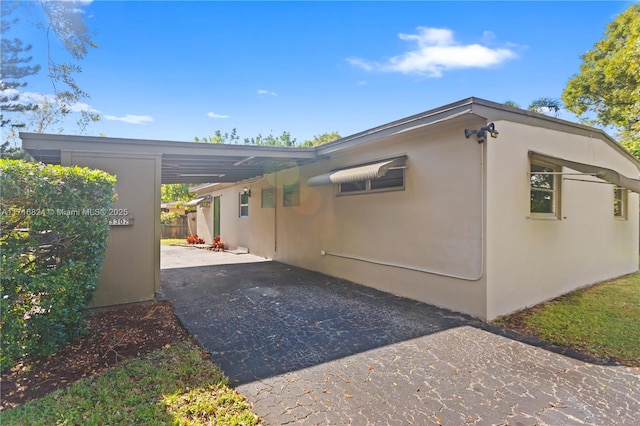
[213,196,221,237]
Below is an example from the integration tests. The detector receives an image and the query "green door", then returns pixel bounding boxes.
[213,196,220,237]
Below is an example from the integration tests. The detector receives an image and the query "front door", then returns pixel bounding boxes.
[213,196,220,237]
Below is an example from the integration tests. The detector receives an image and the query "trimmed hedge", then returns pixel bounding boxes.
[0,160,116,370]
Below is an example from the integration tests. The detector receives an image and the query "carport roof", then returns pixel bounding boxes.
[20,133,317,184]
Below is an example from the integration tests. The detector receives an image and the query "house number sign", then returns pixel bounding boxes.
[108,208,134,226]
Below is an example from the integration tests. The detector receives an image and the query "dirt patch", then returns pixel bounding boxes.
[1,300,190,410]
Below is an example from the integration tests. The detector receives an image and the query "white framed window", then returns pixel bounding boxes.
[530,161,561,218]
[283,182,300,207]
[239,192,249,217]
[614,186,627,219]
[338,167,405,195]
[261,187,275,208]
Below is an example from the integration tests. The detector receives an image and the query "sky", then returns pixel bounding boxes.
[5,0,638,145]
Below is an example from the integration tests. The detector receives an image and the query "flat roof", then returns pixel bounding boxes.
[21,97,640,183]
[21,133,317,184]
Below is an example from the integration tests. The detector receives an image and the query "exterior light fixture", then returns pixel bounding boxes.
[464,123,499,144]
[242,187,251,197]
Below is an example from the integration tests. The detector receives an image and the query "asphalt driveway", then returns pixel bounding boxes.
[160,246,639,425]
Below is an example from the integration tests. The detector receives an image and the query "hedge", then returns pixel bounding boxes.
[0,159,116,370]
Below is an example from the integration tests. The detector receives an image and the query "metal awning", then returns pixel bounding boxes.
[185,198,204,207]
[184,195,212,207]
[529,151,640,193]
[307,156,406,187]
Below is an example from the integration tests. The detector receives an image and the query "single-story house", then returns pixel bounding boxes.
[21,97,639,319]
[190,97,640,320]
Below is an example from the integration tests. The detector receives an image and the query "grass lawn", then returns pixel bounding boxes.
[493,270,640,366]
[161,238,187,245]
[0,341,260,426]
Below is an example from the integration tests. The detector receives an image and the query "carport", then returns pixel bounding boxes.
[21,132,316,307]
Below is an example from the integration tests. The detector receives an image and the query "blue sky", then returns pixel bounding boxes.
[7,1,638,144]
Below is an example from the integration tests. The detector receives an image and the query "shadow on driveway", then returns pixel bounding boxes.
[161,259,478,385]
[161,248,639,424]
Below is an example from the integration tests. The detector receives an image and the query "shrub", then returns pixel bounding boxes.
[186,234,205,244]
[0,159,116,371]
[212,235,226,250]
[160,211,181,225]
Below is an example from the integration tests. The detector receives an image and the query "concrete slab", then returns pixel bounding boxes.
[160,246,640,425]
[160,244,269,269]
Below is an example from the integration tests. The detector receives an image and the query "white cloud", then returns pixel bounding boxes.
[257,89,278,96]
[348,27,518,77]
[0,89,100,113]
[481,30,497,43]
[357,80,367,86]
[68,101,100,113]
[48,0,93,15]
[207,112,229,119]
[346,58,374,72]
[104,114,154,125]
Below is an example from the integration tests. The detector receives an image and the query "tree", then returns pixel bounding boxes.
[301,132,341,147]
[161,184,193,203]
[562,4,640,140]
[620,132,640,160]
[194,129,297,146]
[0,2,41,130]
[194,130,341,148]
[243,131,297,147]
[194,128,240,144]
[503,99,562,117]
[1,0,99,153]
[528,97,561,118]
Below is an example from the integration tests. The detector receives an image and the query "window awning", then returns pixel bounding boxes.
[185,196,211,207]
[185,198,204,207]
[307,156,405,187]
[529,151,640,193]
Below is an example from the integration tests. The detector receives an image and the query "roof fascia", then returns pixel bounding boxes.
[468,98,640,170]
[316,98,478,156]
[189,183,221,193]
[20,132,317,160]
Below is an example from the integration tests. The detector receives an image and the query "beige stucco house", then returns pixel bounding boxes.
[191,98,640,320]
[21,97,640,320]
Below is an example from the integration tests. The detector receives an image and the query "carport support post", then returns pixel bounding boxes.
[60,150,162,307]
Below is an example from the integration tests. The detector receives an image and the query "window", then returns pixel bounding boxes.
[239,192,249,217]
[261,187,275,208]
[283,182,300,207]
[530,161,560,217]
[338,167,405,194]
[614,186,627,219]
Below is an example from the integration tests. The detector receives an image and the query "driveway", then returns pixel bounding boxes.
[160,246,639,425]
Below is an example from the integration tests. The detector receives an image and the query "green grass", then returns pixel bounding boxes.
[161,238,187,245]
[493,271,640,366]
[0,341,260,426]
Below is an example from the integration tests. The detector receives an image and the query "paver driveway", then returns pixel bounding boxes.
[160,246,639,425]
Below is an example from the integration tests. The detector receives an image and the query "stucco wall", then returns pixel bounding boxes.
[198,119,489,318]
[196,200,214,243]
[62,151,161,307]
[195,179,277,257]
[485,121,639,319]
